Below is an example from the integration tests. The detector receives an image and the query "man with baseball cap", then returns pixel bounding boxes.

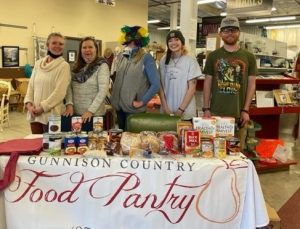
[202,16,257,152]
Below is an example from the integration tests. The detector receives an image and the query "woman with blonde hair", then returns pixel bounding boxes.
[24,32,71,134]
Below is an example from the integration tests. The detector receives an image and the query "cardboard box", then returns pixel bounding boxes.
[265,202,281,229]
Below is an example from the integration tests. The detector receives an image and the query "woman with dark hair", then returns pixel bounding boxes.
[63,36,110,131]
[111,25,160,130]
[24,32,71,134]
[159,30,202,120]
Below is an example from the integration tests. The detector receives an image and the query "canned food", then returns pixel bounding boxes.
[48,116,61,134]
[201,138,214,158]
[43,133,49,151]
[227,137,240,156]
[48,134,62,156]
[214,137,227,159]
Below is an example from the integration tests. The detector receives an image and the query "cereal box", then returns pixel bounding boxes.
[192,117,216,138]
[184,130,201,154]
[176,120,193,136]
[214,116,235,137]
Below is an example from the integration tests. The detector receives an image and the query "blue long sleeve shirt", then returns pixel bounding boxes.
[141,53,160,105]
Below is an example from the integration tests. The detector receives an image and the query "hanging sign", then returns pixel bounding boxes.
[227,0,273,16]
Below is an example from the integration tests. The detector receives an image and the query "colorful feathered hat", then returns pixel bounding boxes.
[118,25,150,47]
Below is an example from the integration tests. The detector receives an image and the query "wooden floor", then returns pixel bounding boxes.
[0,111,300,212]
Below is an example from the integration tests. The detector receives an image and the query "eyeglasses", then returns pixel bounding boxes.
[221,28,239,34]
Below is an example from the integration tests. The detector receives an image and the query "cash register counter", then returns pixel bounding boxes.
[0,154,269,229]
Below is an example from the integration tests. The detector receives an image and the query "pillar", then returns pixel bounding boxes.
[180,0,198,57]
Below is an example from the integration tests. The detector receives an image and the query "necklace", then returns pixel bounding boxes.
[171,55,182,67]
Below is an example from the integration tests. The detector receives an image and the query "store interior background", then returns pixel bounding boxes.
[1,0,300,216]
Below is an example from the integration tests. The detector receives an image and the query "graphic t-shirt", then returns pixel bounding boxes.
[203,47,257,118]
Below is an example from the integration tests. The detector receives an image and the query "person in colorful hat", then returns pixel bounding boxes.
[111,25,160,130]
[159,30,202,120]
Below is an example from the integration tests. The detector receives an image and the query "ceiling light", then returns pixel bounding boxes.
[265,24,300,29]
[197,0,217,5]
[246,16,296,23]
[220,12,227,16]
[271,7,276,11]
[157,26,180,30]
[147,19,161,24]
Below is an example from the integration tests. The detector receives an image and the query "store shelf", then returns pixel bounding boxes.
[256,77,300,85]
[249,106,300,115]
[255,54,287,59]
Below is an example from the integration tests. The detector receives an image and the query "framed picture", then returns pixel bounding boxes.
[67,50,77,63]
[273,89,292,106]
[1,46,19,67]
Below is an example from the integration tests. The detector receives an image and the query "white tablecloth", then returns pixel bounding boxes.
[0,155,269,229]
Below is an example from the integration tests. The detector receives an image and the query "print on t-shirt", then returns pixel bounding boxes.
[216,58,245,94]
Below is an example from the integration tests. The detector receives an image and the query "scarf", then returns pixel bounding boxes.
[72,57,107,83]
[47,50,62,59]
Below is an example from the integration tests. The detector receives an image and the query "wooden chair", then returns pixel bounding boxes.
[15,78,29,112]
[0,80,12,131]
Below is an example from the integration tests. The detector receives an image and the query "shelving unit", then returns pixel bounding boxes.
[252,74,300,139]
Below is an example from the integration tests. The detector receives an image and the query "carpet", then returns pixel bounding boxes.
[278,188,300,229]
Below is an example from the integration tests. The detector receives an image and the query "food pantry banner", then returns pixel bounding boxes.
[0,156,267,229]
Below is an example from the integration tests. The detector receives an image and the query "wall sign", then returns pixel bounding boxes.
[227,0,273,16]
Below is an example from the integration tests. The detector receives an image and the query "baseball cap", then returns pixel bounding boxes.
[220,16,240,30]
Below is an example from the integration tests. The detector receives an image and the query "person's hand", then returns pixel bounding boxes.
[239,110,250,127]
[26,103,36,117]
[162,104,172,114]
[33,105,44,116]
[64,105,74,117]
[202,110,211,118]
[132,100,143,108]
[175,109,183,116]
[82,111,93,123]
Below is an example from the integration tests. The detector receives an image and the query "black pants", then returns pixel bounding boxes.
[116,110,131,131]
[61,115,106,132]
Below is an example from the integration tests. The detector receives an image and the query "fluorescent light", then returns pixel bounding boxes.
[157,26,180,30]
[246,16,296,24]
[271,7,276,11]
[197,0,217,5]
[265,24,300,30]
[220,12,227,16]
[147,19,161,24]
